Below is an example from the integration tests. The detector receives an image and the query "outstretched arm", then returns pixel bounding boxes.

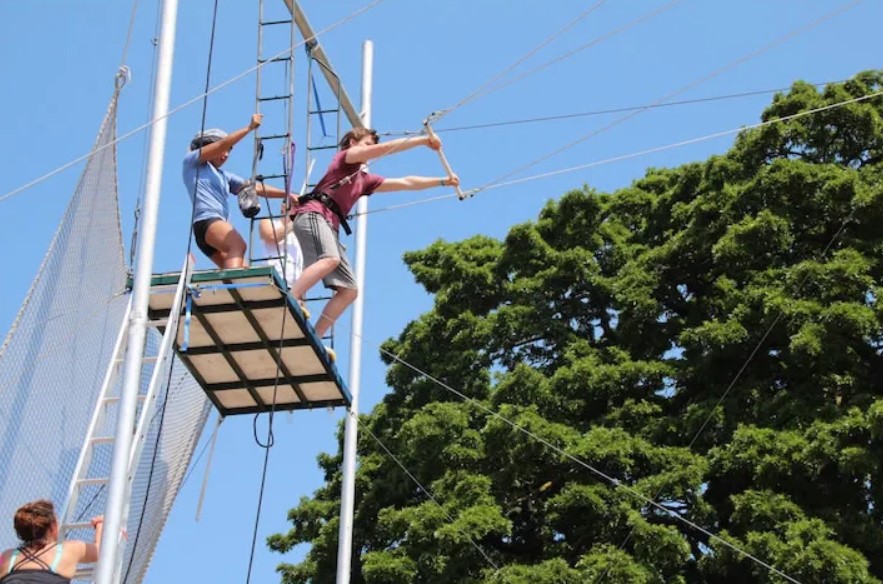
[255,183,297,200]
[345,134,441,165]
[375,175,460,193]
[198,114,262,164]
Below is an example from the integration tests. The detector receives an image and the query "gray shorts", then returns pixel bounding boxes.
[293,212,357,290]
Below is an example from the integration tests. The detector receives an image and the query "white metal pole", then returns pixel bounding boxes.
[336,39,373,584]
[94,0,178,582]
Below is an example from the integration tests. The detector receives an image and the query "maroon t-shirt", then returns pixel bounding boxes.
[295,151,384,230]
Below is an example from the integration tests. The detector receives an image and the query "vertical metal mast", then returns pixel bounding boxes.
[336,40,372,584]
[94,0,179,582]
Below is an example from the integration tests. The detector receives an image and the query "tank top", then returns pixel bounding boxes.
[0,543,70,584]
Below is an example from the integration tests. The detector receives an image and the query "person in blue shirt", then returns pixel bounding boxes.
[183,113,296,268]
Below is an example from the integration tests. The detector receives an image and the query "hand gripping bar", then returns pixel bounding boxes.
[423,119,466,201]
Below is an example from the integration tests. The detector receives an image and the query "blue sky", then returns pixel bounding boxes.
[1,1,882,582]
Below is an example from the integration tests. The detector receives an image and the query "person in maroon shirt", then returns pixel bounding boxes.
[291,128,459,352]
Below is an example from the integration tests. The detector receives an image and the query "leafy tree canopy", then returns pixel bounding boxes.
[270,72,883,583]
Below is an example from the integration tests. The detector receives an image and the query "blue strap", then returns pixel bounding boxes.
[311,72,329,138]
[49,544,63,572]
[7,550,18,574]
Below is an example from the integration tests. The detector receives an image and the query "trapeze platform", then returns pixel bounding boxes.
[145,266,349,416]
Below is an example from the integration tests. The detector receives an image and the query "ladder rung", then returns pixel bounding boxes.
[258,56,292,64]
[90,436,114,445]
[260,19,292,26]
[260,133,290,141]
[74,567,95,580]
[259,173,287,181]
[102,394,148,405]
[76,477,108,486]
[114,355,158,365]
[259,95,291,102]
[307,145,338,151]
[309,109,340,115]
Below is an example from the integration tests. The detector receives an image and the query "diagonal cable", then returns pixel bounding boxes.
[0,0,387,206]
[467,0,866,200]
[437,0,610,118]
[443,0,685,118]
[357,411,502,574]
[358,338,804,583]
[353,90,883,217]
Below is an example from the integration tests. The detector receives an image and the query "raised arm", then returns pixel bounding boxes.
[255,183,298,200]
[375,174,459,193]
[78,515,103,564]
[345,134,441,165]
[198,114,262,164]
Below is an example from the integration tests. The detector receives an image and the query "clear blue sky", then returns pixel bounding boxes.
[1,1,881,582]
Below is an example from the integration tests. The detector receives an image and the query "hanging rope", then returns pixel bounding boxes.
[123,0,223,579]
[129,0,163,269]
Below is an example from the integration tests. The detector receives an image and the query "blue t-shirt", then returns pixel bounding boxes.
[182,149,246,223]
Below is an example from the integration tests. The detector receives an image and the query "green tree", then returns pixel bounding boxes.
[270,72,883,583]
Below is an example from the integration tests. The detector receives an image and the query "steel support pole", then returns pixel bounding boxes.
[336,39,373,584]
[93,0,178,582]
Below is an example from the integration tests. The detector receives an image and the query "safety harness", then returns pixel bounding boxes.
[298,190,353,235]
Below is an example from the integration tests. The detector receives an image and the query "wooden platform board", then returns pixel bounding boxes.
[146,266,349,416]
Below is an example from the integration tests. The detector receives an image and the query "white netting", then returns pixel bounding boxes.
[0,86,210,583]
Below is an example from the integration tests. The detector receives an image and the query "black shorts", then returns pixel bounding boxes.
[193,218,222,259]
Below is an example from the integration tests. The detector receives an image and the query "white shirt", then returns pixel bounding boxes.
[262,226,303,289]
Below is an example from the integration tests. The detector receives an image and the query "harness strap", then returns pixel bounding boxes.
[9,543,54,573]
[300,191,352,235]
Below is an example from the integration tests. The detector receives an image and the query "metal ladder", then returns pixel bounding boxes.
[304,42,343,193]
[249,1,344,348]
[59,260,193,581]
[250,0,297,237]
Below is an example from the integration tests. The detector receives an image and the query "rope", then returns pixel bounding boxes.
[436,0,685,123]
[357,413,502,575]
[381,80,842,137]
[333,2,863,217]
[435,0,609,119]
[124,0,223,577]
[356,335,804,584]
[466,0,867,201]
[245,20,304,584]
[0,0,388,206]
[118,0,142,69]
[353,90,883,218]
[130,0,164,268]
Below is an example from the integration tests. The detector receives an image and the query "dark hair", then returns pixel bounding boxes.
[13,500,56,546]
[338,128,379,150]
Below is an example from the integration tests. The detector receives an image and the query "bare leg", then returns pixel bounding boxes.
[291,257,340,300]
[314,287,358,337]
[204,220,247,269]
